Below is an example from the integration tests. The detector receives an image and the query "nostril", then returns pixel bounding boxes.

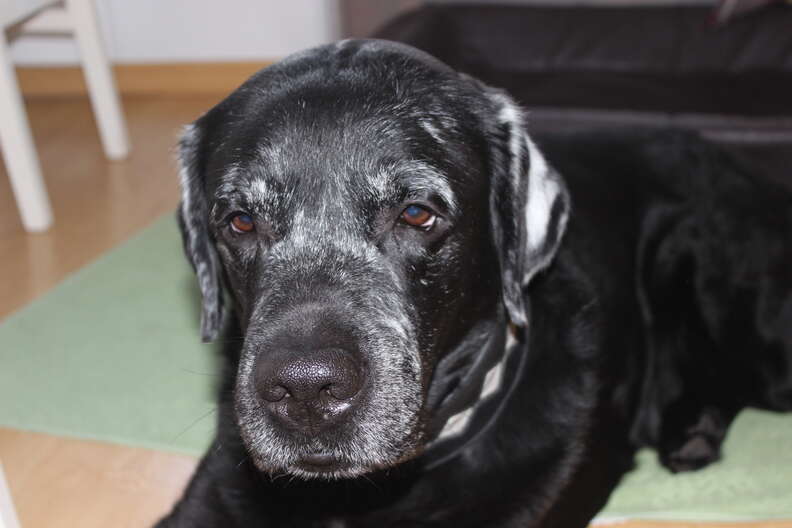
[320,384,337,399]
[261,384,288,403]
[325,380,358,401]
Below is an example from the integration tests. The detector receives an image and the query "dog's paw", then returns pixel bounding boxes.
[658,406,728,473]
[660,432,722,472]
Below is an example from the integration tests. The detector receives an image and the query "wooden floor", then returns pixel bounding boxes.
[0,96,789,528]
[0,428,196,528]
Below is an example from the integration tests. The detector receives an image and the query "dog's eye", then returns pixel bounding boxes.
[400,204,436,229]
[230,213,255,233]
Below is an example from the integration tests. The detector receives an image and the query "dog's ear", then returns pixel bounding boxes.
[177,123,224,342]
[484,89,570,327]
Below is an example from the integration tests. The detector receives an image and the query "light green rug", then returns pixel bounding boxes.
[1,214,790,521]
[0,215,217,455]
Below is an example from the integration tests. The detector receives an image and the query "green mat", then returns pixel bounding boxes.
[1,214,790,521]
[0,215,217,455]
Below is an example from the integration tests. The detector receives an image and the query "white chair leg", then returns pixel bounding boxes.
[66,0,130,160]
[0,462,21,528]
[0,34,53,233]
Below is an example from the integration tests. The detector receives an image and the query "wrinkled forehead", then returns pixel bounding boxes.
[208,101,481,219]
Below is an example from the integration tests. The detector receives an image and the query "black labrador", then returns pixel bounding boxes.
[157,39,792,527]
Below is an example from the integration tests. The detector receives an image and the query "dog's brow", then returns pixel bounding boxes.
[212,158,457,216]
[215,165,244,199]
[213,164,278,210]
[378,160,458,215]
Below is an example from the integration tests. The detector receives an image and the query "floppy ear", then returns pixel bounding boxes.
[485,90,570,327]
[177,123,224,342]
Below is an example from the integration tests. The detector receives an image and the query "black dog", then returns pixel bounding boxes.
[158,39,792,527]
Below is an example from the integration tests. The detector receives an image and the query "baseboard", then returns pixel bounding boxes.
[17,61,274,98]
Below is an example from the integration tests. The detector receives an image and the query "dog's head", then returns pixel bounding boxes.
[178,40,568,479]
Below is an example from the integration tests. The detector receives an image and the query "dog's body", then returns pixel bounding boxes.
[158,40,792,527]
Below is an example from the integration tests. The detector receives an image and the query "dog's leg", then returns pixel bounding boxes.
[634,209,740,473]
[639,285,741,474]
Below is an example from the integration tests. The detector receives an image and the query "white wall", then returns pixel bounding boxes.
[11,0,341,65]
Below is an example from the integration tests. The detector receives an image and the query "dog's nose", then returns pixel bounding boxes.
[257,348,363,402]
[254,348,364,434]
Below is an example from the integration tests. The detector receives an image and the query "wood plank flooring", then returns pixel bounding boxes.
[0,428,196,528]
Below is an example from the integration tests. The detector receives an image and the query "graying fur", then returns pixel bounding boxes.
[178,124,224,342]
[232,185,425,477]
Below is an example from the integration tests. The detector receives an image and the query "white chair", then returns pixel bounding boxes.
[1,0,129,232]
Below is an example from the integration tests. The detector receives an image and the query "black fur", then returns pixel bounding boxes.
[158,40,792,527]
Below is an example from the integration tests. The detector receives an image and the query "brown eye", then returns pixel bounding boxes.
[230,213,255,233]
[400,204,436,229]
